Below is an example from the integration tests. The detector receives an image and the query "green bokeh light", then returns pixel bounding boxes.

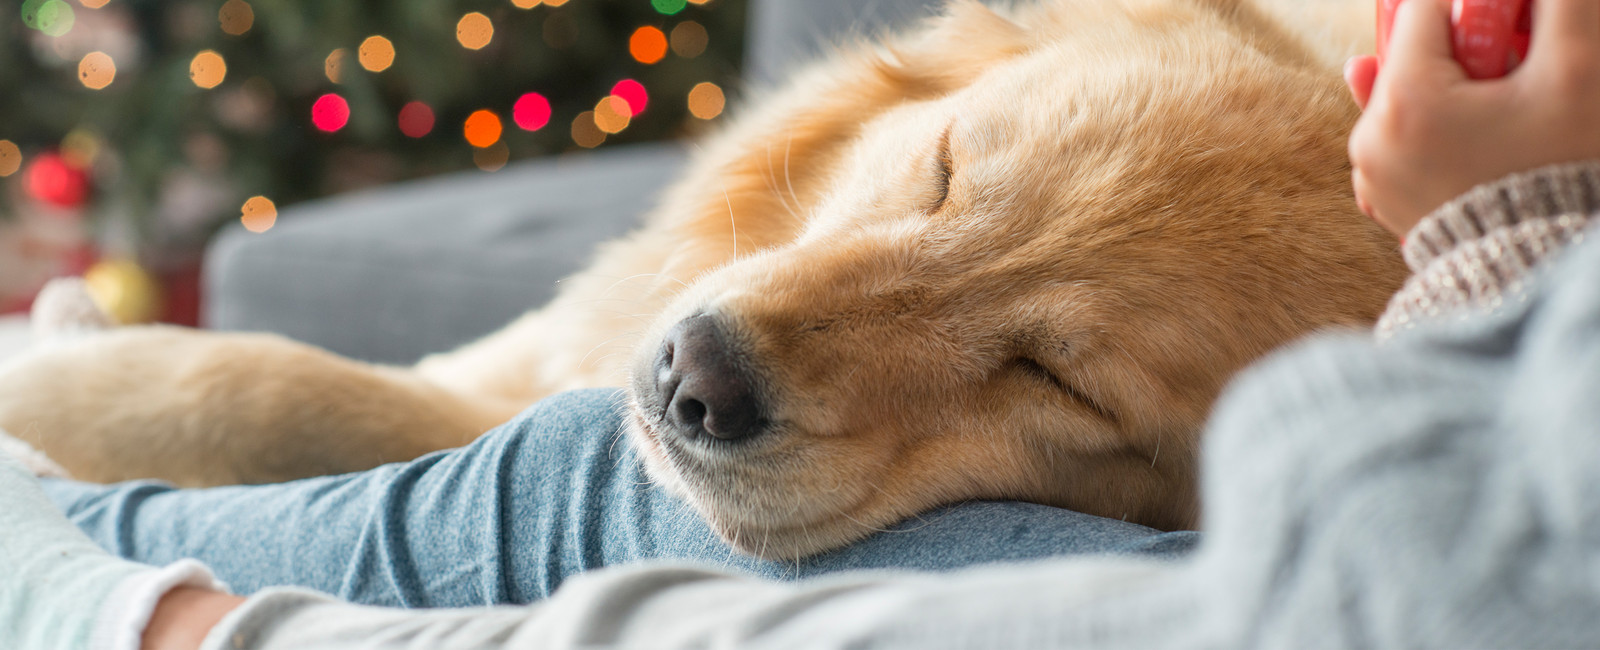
[20,0,47,29]
[37,0,76,37]
[651,0,687,16]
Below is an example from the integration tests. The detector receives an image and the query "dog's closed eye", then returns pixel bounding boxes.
[929,124,954,213]
[1010,356,1117,423]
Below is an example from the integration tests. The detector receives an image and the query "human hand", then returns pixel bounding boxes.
[1345,0,1600,237]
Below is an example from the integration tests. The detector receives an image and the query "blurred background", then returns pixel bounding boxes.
[0,0,746,326]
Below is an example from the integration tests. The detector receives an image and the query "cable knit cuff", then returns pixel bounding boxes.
[1376,161,1600,338]
[97,559,228,650]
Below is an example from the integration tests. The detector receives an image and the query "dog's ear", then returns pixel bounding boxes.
[875,1,1033,99]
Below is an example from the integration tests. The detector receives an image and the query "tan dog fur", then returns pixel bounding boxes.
[0,0,1404,559]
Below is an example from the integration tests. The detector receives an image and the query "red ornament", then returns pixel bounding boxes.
[24,151,91,210]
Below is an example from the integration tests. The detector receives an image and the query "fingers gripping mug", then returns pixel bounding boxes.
[1378,0,1534,78]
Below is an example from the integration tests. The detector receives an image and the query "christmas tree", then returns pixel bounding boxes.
[0,0,745,322]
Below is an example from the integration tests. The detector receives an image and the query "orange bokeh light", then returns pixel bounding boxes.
[0,141,21,178]
[670,21,707,58]
[457,12,494,50]
[218,0,254,35]
[78,52,116,90]
[324,49,346,84]
[629,26,668,64]
[571,111,605,148]
[189,50,227,89]
[241,196,277,233]
[358,36,395,73]
[687,82,725,119]
[511,0,541,7]
[593,96,631,134]
[473,142,510,172]
[463,110,503,148]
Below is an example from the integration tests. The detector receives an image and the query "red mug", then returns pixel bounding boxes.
[1378,0,1534,78]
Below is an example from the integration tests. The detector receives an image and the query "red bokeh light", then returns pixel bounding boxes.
[311,94,350,132]
[513,92,551,131]
[24,152,90,209]
[398,101,435,138]
[610,79,648,116]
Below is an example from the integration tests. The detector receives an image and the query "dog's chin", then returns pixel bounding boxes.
[623,410,692,499]
[623,405,884,560]
[705,511,881,561]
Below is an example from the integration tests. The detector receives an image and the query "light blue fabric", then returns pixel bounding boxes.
[0,450,146,650]
[42,390,1196,608]
[0,447,222,650]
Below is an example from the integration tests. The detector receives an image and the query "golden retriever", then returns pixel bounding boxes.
[0,0,1404,559]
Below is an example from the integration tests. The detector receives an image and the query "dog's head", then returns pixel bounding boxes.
[627,0,1405,560]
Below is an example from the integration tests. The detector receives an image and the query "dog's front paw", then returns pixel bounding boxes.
[0,428,71,479]
[31,277,116,340]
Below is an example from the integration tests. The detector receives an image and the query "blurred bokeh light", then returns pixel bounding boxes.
[77,52,115,90]
[456,12,494,51]
[688,82,725,119]
[189,51,227,89]
[513,93,552,131]
[464,110,504,148]
[630,26,668,64]
[218,0,254,36]
[358,36,395,73]
[240,196,277,233]
[311,94,351,132]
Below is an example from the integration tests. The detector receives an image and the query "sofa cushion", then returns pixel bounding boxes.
[745,0,946,85]
[206,143,687,364]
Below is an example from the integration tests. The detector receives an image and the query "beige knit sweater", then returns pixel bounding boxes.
[1377,160,1600,338]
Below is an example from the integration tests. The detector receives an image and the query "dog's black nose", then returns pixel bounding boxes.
[655,314,765,441]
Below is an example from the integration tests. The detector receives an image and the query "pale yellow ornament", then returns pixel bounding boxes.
[84,259,164,324]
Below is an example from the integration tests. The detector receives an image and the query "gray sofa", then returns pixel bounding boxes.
[205,0,943,365]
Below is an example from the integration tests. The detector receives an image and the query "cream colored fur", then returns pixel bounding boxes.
[0,0,1403,559]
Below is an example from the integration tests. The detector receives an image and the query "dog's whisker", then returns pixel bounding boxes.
[718,178,741,260]
[601,272,690,298]
[589,351,637,369]
[572,307,655,322]
[762,143,801,223]
[844,360,865,382]
[782,133,802,223]
[576,331,647,370]
[757,526,770,564]
[625,272,692,291]
[836,510,898,536]
[581,270,690,289]
[563,297,654,311]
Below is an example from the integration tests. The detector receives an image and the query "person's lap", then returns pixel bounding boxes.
[42,388,1198,608]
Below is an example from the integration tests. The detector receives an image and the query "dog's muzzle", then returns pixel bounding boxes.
[649,313,769,442]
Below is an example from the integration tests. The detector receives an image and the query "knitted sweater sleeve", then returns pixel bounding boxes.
[1376,160,1600,337]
